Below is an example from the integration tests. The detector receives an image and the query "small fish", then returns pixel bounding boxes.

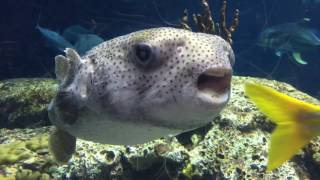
[245,83,320,171]
[48,27,235,163]
[36,25,74,52]
[258,18,320,65]
[37,24,104,55]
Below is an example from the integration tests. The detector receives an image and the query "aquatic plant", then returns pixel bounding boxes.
[180,0,239,44]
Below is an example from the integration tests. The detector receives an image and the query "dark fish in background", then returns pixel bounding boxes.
[62,25,104,54]
[62,25,93,44]
[258,18,320,65]
[37,24,104,55]
[74,34,104,54]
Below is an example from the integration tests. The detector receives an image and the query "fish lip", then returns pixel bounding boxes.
[196,68,232,95]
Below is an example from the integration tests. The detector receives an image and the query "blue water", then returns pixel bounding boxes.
[1,0,319,97]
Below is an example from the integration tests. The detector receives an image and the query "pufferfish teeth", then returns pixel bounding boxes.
[203,68,232,77]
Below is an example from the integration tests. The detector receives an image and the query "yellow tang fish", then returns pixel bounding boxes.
[244,83,320,171]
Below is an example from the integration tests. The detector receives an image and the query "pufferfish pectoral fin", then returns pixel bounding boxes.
[55,55,70,83]
[49,128,76,163]
[54,48,82,86]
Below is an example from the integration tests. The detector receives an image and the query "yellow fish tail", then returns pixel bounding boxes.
[244,83,320,171]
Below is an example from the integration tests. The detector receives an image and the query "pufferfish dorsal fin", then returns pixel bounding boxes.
[49,128,76,163]
[54,48,82,86]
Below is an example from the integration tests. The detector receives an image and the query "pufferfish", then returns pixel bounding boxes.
[48,27,235,163]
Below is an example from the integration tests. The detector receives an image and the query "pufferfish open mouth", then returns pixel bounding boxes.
[197,68,232,96]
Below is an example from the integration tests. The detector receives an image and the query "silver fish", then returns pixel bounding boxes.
[37,24,103,55]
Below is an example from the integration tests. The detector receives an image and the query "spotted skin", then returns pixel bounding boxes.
[49,27,234,148]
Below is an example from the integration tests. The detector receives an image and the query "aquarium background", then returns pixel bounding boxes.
[1,0,320,98]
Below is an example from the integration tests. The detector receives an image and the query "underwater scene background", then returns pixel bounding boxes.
[1,0,320,97]
[1,0,320,179]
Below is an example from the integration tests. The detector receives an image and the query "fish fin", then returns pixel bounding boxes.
[49,128,76,163]
[55,55,70,82]
[55,48,82,87]
[65,48,81,64]
[267,124,313,171]
[292,52,308,65]
[245,83,320,171]
[298,18,311,26]
[275,51,283,57]
[55,48,81,83]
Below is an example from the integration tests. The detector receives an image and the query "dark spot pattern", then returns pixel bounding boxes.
[53,27,234,126]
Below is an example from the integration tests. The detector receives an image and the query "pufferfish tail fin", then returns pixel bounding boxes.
[244,83,320,171]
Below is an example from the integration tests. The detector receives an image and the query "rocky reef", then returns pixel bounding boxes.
[0,78,57,128]
[0,76,320,180]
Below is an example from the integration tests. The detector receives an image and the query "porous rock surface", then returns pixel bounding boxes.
[0,76,320,180]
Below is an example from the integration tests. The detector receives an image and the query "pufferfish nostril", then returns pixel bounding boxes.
[197,68,232,94]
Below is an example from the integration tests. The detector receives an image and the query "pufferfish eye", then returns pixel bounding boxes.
[134,42,153,66]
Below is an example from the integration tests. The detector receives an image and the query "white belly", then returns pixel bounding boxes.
[65,116,181,145]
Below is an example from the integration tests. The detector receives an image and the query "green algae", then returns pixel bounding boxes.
[0,135,49,165]
[1,169,52,180]
[0,142,31,165]
[16,169,51,180]
[0,133,54,179]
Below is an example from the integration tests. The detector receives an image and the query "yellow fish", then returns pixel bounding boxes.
[244,83,320,171]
